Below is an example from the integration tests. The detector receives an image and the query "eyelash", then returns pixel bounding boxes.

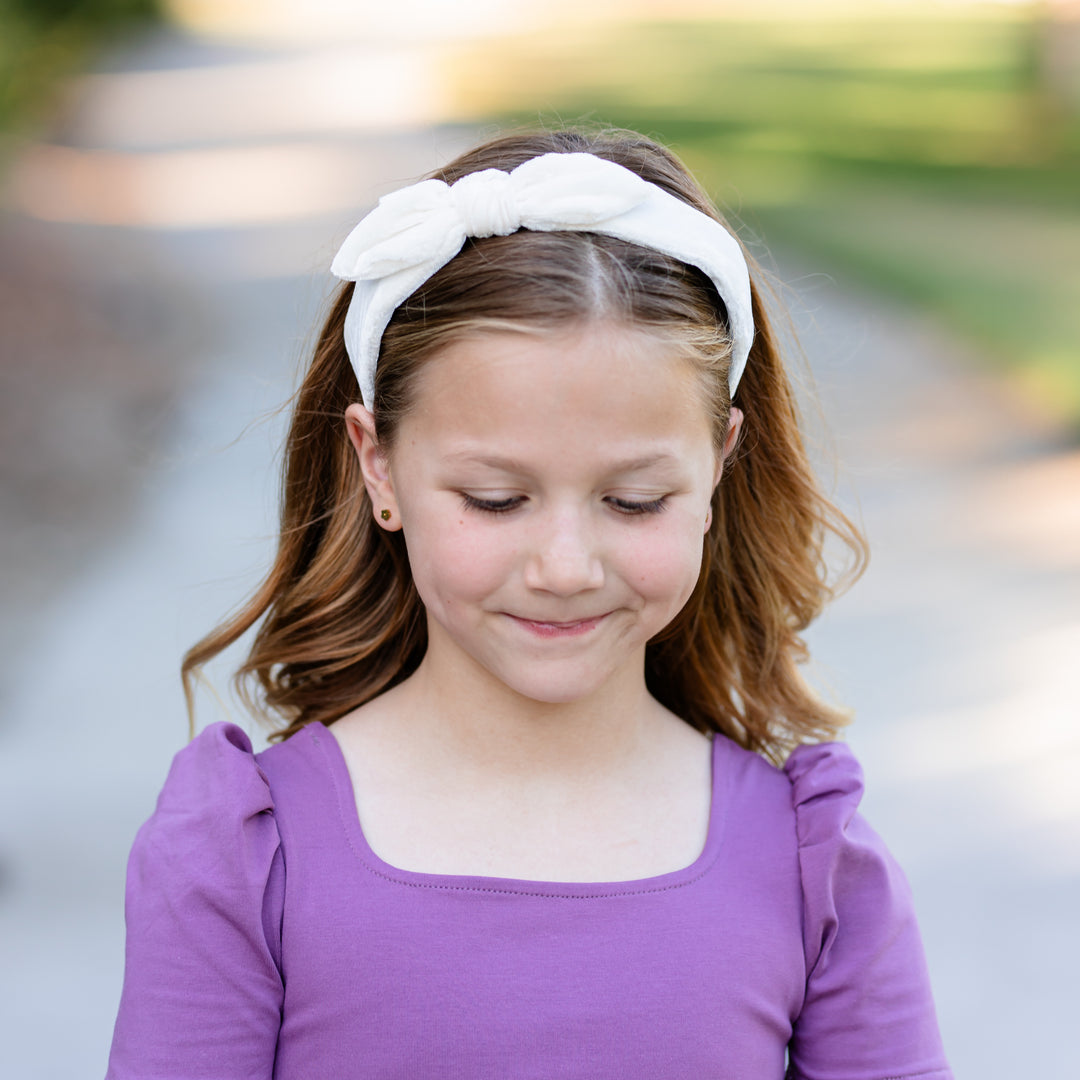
[611,497,667,516]
[460,494,668,516]
[461,494,524,515]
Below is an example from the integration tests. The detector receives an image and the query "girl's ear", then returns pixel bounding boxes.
[712,406,744,487]
[722,406,744,462]
[344,403,402,531]
[706,408,743,532]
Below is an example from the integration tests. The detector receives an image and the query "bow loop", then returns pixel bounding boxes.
[513,153,649,228]
[331,179,463,282]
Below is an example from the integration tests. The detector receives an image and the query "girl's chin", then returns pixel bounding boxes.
[421,614,653,707]
[476,657,636,709]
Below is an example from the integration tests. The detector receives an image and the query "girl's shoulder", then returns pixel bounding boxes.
[741,738,953,1080]
[109,723,288,1075]
[147,720,335,834]
[714,733,867,835]
[781,739,867,839]
[152,720,274,817]
[129,722,287,914]
[127,723,281,886]
[125,720,340,933]
[720,735,890,921]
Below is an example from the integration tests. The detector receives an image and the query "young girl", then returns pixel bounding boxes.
[107,128,952,1079]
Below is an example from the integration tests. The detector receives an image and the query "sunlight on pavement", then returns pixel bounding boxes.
[63,47,448,148]
[165,0,546,40]
[877,620,1080,873]
[7,141,425,228]
[2,41,461,228]
[162,0,1037,43]
[958,451,1080,570]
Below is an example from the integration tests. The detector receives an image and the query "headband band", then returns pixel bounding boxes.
[331,152,754,408]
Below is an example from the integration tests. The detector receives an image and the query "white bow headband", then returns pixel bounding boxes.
[331,152,754,409]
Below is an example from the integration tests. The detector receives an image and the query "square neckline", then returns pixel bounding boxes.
[305,720,731,898]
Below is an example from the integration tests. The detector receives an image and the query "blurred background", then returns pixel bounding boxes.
[1,0,1077,1076]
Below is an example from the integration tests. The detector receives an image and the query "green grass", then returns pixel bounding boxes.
[450,9,1080,425]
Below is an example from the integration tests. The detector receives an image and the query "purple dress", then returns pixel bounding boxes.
[107,722,952,1079]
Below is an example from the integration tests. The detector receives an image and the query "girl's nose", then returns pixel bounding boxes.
[522,510,605,596]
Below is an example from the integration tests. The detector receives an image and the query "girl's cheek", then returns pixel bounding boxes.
[627,528,704,596]
[445,518,515,564]
[410,519,514,594]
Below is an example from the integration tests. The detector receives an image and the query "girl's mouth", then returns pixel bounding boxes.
[507,614,607,638]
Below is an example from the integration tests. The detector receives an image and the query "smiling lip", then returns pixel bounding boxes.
[507,614,608,638]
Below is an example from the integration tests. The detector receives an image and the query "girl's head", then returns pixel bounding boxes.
[183,128,866,761]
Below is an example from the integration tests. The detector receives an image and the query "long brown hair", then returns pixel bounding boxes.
[182,127,867,763]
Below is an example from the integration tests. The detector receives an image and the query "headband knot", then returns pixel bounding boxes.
[451,169,520,238]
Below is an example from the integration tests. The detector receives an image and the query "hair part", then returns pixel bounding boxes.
[182,126,867,764]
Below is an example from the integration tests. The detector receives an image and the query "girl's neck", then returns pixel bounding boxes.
[331,638,714,883]
[381,647,666,785]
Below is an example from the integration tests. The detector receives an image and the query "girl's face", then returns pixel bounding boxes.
[348,321,740,707]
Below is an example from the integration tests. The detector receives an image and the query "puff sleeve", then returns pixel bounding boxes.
[784,743,952,1080]
[107,723,284,1080]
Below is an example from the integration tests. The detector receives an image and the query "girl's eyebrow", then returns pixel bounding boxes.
[442,451,682,474]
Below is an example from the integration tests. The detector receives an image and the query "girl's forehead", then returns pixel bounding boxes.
[408,322,711,420]
[392,322,719,469]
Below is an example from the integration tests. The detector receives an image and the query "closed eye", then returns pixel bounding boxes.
[461,493,525,515]
[607,496,668,515]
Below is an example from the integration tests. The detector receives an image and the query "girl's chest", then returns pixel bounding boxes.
[348,776,713,883]
[332,715,715,883]
[271,804,805,1080]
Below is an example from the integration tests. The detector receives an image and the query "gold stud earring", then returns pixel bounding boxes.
[380,508,392,522]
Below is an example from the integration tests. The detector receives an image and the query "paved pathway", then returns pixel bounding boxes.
[1,20,1077,1079]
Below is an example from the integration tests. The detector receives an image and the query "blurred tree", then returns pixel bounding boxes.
[5,0,157,21]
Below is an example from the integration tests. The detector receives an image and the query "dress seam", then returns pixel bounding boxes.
[349,849,723,898]
[788,1068,952,1080]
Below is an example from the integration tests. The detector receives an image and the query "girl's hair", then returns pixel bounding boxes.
[182,127,867,764]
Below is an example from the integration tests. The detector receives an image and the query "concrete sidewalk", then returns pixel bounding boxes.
[1,20,1078,1080]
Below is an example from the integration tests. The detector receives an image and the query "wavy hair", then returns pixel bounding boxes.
[182,127,867,764]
